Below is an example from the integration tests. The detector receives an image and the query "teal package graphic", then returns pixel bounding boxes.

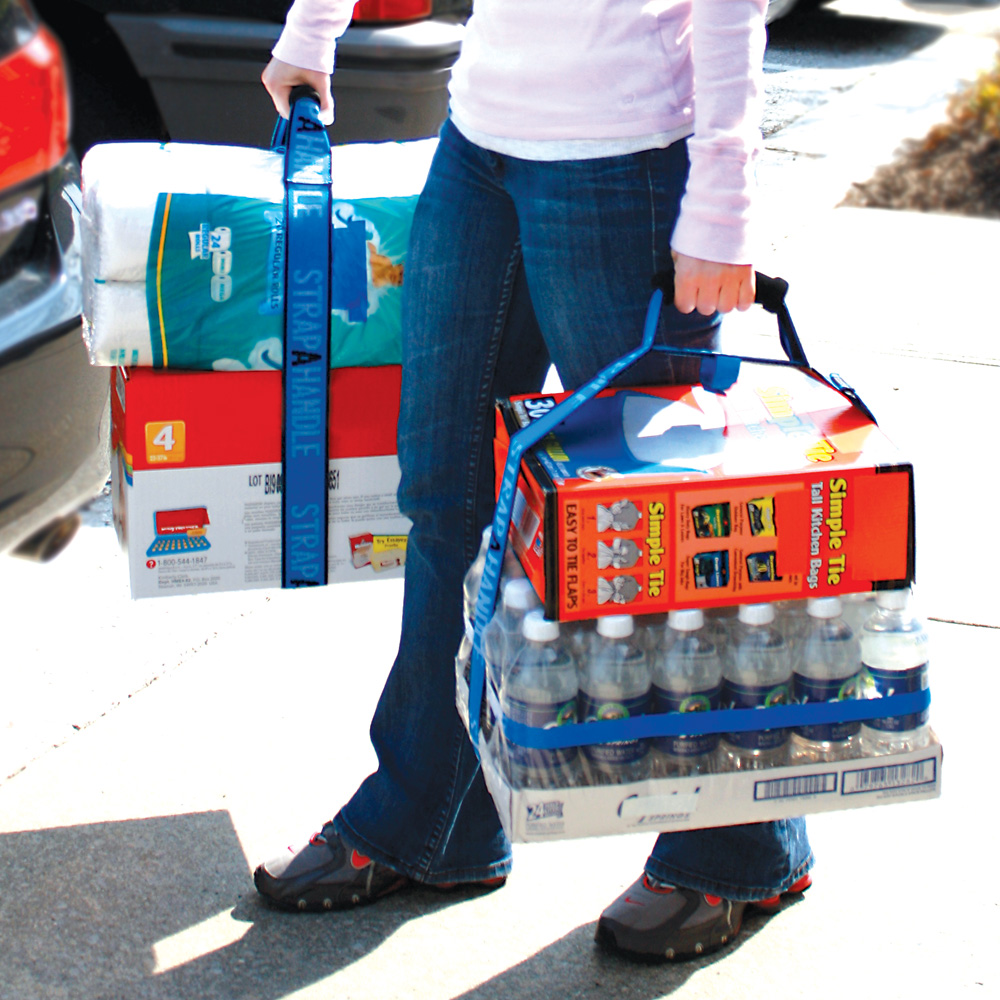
[143,191,414,370]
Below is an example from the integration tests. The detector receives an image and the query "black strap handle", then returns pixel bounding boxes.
[651,265,808,369]
[270,85,324,149]
[288,84,322,108]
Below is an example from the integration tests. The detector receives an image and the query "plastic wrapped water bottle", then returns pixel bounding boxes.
[481,578,542,741]
[462,526,527,633]
[484,578,542,673]
[499,610,579,789]
[702,605,738,672]
[790,596,861,763]
[578,614,651,784]
[564,620,594,668]
[841,591,877,637]
[635,612,669,657]
[462,526,494,637]
[775,598,809,660]
[859,590,931,756]
[650,609,722,776]
[719,603,791,771]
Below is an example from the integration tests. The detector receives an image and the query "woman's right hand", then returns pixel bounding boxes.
[261,56,335,126]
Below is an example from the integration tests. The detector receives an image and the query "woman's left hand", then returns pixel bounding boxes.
[671,251,755,315]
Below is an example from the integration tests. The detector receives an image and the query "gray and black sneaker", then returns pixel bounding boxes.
[253,823,410,912]
[254,822,507,912]
[595,872,812,961]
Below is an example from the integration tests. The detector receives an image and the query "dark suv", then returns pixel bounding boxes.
[0,0,110,559]
[32,0,470,154]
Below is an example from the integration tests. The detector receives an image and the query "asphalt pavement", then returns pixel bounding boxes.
[1,9,998,1000]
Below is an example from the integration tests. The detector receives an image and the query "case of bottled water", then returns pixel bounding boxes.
[455,551,942,842]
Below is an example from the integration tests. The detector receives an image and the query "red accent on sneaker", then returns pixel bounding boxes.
[704,894,723,907]
[755,873,813,911]
[350,849,372,870]
[430,875,507,892]
[642,875,675,895]
[787,873,813,894]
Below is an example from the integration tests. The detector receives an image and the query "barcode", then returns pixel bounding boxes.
[754,772,838,801]
[513,487,540,549]
[842,758,937,795]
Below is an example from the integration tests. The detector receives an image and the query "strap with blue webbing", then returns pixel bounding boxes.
[466,274,895,756]
[274,88,333,588]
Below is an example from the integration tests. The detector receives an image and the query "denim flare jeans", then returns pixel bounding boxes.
[333,119,814,901]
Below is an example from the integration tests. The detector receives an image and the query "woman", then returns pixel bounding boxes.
[253,0,813,961]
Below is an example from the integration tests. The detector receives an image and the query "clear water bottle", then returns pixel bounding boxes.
[565,619,594,669]
[775,598,809,661]
[578,614,651,784]
[719,603,791,771]
[462,526,526,634]
[841,592,877,637]
[636,612,669,658]
[790,596,862,763]
[702,605,738,672]
[859,590,931,756]
[500,610,580,789]
[462,526,493,637]
[650,609,723,776]
[481,578,542,741]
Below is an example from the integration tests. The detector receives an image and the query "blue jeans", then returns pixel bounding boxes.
[334,119,813,901]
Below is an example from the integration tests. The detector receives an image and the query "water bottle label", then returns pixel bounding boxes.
[650,684,721,756]
[860,662,929,732]
[579,691,650,765]
[792,672,862,741]
[503,696,578,769]
[720,679,789,750]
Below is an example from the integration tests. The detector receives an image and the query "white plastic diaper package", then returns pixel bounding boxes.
[81,139,438,370]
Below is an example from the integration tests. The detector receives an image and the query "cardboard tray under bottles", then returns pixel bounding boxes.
[455,672,942,842]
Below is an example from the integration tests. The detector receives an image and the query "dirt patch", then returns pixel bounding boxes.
[841,45,1000,217]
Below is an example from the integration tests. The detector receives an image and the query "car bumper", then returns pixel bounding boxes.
[0,155,111,555]
[107,13,464,147]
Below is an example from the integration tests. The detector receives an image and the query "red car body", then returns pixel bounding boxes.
[0,0,110,559]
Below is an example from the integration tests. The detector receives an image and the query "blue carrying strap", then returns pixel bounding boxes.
[275,88,332,588]
[469,290,669,750]
[501,690,932,750]
[466,277,900,756]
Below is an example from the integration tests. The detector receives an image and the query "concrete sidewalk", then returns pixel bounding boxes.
[2,12,999,1000]
[2,210,993,1000]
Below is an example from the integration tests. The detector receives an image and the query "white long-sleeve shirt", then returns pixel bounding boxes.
[272,0,768,264]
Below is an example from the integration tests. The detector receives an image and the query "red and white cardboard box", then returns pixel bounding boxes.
[111,365,410,599]
[495,364,915,622]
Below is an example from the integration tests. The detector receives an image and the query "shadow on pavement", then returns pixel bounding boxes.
[0,810,477,1000]
[448,904,797,1000]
